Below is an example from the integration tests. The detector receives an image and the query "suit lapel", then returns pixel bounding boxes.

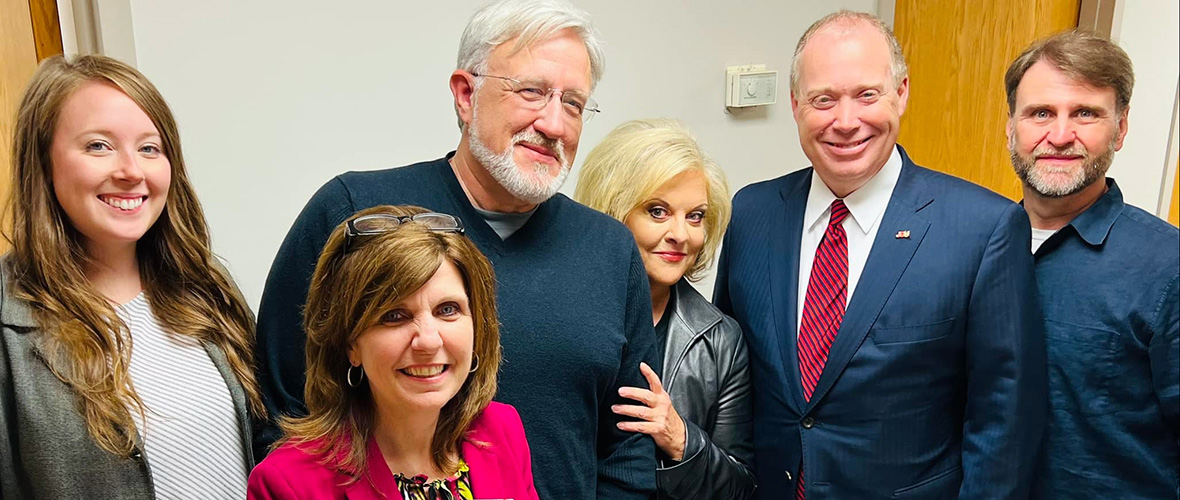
[345,439,402,500]
[805,159,933,410]
[463,435,504,498]
[771,171,811,413]
[343,483,386,500]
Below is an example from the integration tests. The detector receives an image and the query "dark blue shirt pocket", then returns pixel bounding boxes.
[1044,319,1122,416]
[871,318,956,345]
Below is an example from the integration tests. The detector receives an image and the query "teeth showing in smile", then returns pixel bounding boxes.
[401,365,447,378]
[830,137,871,148]
[100,196,144,211]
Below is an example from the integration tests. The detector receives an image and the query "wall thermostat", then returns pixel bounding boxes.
[726,65,778,109]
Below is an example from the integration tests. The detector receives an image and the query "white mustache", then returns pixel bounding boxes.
[512,131,566,165]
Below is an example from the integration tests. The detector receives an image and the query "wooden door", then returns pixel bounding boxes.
[893,0,1081,200]
[1169,160,1179,226]
[1,0,61,250]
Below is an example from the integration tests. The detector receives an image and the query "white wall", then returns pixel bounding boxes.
[1109,0,1180,215]
[123,0,874,307]
[94,0,136,65]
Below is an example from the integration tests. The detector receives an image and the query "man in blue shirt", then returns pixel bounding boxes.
[1005,31,1179,498]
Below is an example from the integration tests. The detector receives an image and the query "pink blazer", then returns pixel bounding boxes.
[247,402,539,500]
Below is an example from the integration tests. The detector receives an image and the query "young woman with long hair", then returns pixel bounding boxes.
[0,54,265,499]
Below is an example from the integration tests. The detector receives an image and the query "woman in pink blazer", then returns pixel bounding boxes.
[248,206,539,500]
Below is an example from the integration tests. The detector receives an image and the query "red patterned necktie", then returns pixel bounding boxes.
[795,199,849,500]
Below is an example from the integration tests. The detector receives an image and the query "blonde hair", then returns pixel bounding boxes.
[4,54,265,457]
[575,119,731,281]
[281,205,501,482]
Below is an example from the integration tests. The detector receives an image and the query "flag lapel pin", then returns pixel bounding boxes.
[895,230,911,239]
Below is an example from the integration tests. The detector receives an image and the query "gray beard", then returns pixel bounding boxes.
[468,110,570,205]
[1010,136,1115,198]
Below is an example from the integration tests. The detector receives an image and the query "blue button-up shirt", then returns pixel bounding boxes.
[1032,179,1179,499]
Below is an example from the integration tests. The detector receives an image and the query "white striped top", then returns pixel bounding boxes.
[117,293,249,500]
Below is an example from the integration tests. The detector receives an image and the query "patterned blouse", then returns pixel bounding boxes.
[393,459,473,500]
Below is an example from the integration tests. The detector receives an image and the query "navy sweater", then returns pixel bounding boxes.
[255,154,658,499]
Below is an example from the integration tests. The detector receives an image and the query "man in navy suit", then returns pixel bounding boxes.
[714,11,1047,500]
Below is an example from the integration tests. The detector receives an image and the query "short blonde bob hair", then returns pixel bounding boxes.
[575,119,731,281]
[279,205,501,481]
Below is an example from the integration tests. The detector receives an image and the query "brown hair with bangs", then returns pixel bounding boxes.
[1005,30,1134,116]
[4,54,265,457]
[280,205,501,481]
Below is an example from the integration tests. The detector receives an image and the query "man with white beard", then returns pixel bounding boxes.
[1005,31,1178,499]
[253,2,659,499]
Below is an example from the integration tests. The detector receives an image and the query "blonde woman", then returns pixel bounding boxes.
[575,119,756,500]
[249,205,537,500]
[0,55,264,499]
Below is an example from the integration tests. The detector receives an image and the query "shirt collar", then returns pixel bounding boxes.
[1066,178,1124,246]
[804,145,903,234]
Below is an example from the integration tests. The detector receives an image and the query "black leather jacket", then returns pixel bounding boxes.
[657,279,756,500]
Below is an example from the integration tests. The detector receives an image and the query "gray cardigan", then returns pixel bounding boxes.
[0,263,257,500]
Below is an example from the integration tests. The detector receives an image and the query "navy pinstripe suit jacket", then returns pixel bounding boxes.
[714,148,1047,500]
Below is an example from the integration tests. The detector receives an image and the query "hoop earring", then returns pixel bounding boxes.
[469,354,480,374]
[346,365,365,387]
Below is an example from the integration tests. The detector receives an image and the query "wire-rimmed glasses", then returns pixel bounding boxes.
[472,73,600,123]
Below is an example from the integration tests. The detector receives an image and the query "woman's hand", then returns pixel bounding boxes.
[612,362,687,461]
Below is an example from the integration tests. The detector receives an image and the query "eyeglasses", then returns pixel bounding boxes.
[344,212,464,251]
[472,73,600,123]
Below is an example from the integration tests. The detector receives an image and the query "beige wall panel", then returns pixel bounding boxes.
[894,0,1080,200]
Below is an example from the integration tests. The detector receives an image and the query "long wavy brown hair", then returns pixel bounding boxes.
[280,205,501,482]
[3,54,265,456]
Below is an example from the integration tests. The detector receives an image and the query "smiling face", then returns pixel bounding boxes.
[50,80,171,254]
[791,23,908,198]
[624,170,709,290]
[1008,60,1127,198]
[349,259,475,417]
[467,29,591,204]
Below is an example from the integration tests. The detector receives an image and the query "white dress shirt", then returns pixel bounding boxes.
[797,146,903,331]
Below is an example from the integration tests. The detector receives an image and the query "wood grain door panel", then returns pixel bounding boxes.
[893,0,1081,200]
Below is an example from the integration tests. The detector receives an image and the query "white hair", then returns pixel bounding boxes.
[789,10,908,92]
[457,0,606,89]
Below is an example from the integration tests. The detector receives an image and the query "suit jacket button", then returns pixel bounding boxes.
[801,417,815,429]
[785,471,793,481]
